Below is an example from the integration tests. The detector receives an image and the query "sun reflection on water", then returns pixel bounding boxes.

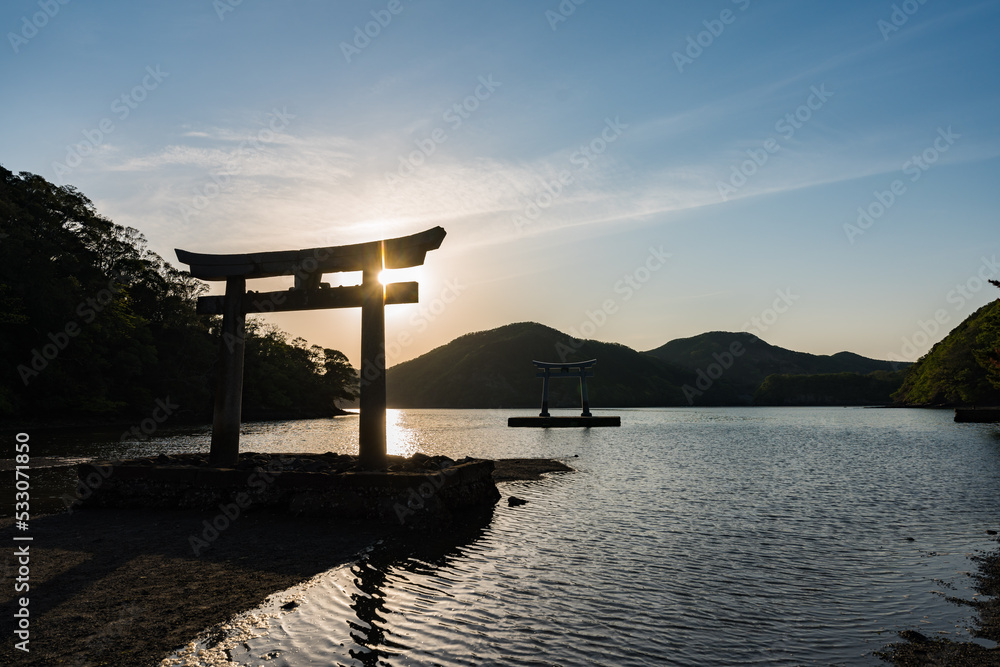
[386,409,420,457]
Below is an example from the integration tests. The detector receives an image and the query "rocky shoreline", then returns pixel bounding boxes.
[0,457,572,667]
[877,536,1000,665]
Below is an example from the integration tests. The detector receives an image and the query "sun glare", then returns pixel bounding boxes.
[377,266,424,286]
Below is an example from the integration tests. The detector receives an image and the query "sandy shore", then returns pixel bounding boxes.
[0,458,572,667]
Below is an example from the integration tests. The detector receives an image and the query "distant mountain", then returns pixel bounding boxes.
[386,322,691,408]
[892,300,1000,406]
[644,331,904,405]
[386,322,906,409]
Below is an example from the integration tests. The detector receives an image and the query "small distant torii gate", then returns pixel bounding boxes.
[535,359,596,417]
[507,358,620,428]
[175,226,446,469]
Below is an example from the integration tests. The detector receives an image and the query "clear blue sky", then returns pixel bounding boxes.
[2,0,998,368]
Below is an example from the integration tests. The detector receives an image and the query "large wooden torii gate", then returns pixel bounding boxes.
[175,226,446,469]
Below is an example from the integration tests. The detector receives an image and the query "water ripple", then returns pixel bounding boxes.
[154,408,1000,666]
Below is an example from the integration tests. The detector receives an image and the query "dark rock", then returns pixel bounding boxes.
[987,529,997,535]
[899,629,930,643]
[508,496,527,507]
[280,600,299,610]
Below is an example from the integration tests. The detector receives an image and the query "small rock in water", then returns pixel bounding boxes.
[280,600,299,610]
[899,629,930,644]
[906,537,915,542]
[508,496,527,507]
[987,529,997,535]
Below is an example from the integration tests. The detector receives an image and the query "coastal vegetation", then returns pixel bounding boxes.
[754,370,908,406]
[0,167,357,424]
[645,330,903,405]
[891,299,1000,406]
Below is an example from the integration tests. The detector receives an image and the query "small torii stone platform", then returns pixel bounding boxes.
[507,359,620,428]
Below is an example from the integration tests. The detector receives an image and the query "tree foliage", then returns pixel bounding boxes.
[892,299,1000,406]
[0,167,357,423]
[753,370,907,406]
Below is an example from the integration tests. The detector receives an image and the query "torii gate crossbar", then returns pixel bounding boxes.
[175,226,446,469]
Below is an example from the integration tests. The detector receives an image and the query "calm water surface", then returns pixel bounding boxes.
[26,408,1000,665]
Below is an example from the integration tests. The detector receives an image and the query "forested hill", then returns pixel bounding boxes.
[892,299,1000,406]
[644,331,904,404]
[0,168,357,424]
[386,323,908,408]
[386,322,692,408]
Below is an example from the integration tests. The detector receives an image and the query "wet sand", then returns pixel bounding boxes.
[0,458,572,667]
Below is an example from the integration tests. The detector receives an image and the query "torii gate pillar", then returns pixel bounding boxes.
[210,276,247,467]
[359,242,387,469]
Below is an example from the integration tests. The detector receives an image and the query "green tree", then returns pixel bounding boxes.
[319,347,360,404]
[892,300,1000,406]
[0,167,357,423]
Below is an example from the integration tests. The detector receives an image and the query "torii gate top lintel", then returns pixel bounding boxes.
[531,359,597,370]
[175,225,446,281]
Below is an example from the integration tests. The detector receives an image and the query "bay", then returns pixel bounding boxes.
[23,407,1000,665]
